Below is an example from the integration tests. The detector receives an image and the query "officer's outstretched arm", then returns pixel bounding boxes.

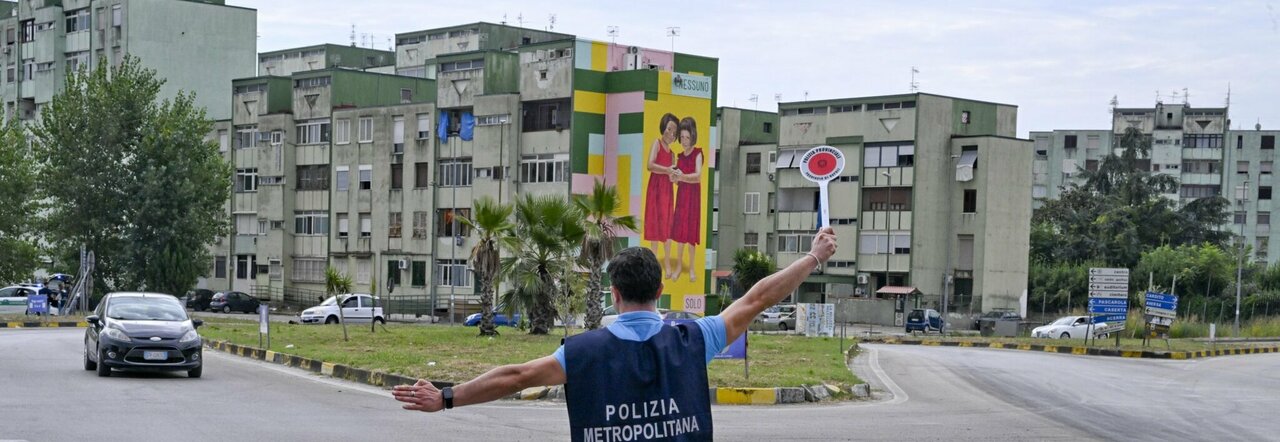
[394,356,566,412]
[720,227,837,341]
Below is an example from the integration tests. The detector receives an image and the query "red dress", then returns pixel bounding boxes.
[671,147,703,245]
[643,141,675,241]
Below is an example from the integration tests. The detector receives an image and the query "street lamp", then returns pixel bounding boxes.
[882,170,893,291]
[1236,180,1249,337]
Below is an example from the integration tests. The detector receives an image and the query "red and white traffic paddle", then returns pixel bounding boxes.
[799,145,845,228]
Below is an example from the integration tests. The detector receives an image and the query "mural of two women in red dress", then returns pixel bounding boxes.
[644,113,703,282]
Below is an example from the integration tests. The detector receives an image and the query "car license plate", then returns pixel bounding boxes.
[143,351,168,361]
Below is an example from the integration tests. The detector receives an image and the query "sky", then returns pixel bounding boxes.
[240,0,1280,137]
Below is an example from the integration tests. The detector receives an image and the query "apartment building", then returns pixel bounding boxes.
[712,94,1032,316]
[258,44,395,77]
[0,0,255,121]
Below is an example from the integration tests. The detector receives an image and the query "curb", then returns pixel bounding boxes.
[860,337,1280,359]
[205,339,856,405]
[0,321,87,328]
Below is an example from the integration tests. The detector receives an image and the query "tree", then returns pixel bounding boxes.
[325,266,353,341]
[459,197,513,336]
[501,194,584,335]
[0,120,39,282]
[33,56,230,296]
[573,181,637,330]
[732,249,774,295]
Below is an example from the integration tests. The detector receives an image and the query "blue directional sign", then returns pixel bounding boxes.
[1089,305,1129,314]
[1093,314,1127,324]
[1145,292,1178,304]
[1146,300,1177,310]
[1088,298,1128,307]
[27,294,48,314]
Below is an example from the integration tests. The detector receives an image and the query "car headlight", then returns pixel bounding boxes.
[179,330,200,344]
[302,310,314,316]
[102,327,130,342]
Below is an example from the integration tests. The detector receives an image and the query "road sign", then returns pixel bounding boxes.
[27,294,48,315]
[1088,283,1128,291]
[1093,314,1128,324]
[1145,292,1178,304]
[1089,305,1129,314]
[1095,323,1126,335]
[1088,275,1129,284]
[1145,300,1177,311]
[1146,308,1176,318]
[1089,268,1129,277]
[1088,298,1128,307]
[1089,291,1129,299]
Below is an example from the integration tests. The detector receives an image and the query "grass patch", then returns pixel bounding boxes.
[198,320,860,389]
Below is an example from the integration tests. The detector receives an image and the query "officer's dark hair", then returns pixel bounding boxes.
[607,247,662,304]
[659,113,679,134]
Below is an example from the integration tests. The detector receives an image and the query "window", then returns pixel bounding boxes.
[1265,136,1276,150]
[389,212,402,238]
[1183,134,1223,149]
[292,259,326,282]
[1179,185,1220,199]
[296,165,329,191]
[744,233,759,251]
[400,89,413,103]
[1086,160,1099,172]
[393,116,405,151]
[435,259,472,287]
[1063,135,1078,149]
[777,232,815,253]
[1235,211,1247,225]
[295,119,331,145]
[863,142,914,168]
[763,122,773,133]
[1265,162,1274,175]
[519,154,567,184]
[1259,237,1271,259]
[476,114,510,126]
[1262,187,1273,201]
[1033,185,1048,199]
[861,187,913,211]
[1239,161,1251,174]
[335,166,350,191]
[390,164,403,189]
[858,233,889,254]
[744,192,761,214]
[218,130,229,152]
[235,214,257,236]
[963,189,977,213]
[358,165,373,190]
[334,119,350,144]
[436,208,472,237]
[111,5,122,27]
[410,261,427,287]
[358,117,374,142]
[412,211,430,238]
[1087,135,1101,149]
[415,162,431,188]
[360,213,372,238]
[439,59,484,73]
[1181,160,1221,174]
[234,125,258,149]
[294,211,329,236]
[892,232,911,254]
[416,114,431,139]
[65,9,91,33]
[235,255,256,280]
[20,19,33,42]
[958,235,975,270]
[746,152,762,174]
[1260,212,1271,226]
[293,77,331,88]
[235,168,258,192]
[1238,135,1245,149]
[831,104,860,113]
[337,214,349,238]
[440,158,473,187]
[522,99,571,132]
[214,256,227,279]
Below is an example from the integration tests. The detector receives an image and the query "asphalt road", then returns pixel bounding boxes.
[3,329,1277,441]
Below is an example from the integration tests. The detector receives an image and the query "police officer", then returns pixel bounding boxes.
[394,227,838,441]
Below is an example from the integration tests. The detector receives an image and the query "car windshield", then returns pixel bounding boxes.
[1051,317,1078,326]
[320,296,337,306]
[106,297,187,321]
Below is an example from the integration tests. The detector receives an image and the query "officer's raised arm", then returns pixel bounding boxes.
[719,226,837,341]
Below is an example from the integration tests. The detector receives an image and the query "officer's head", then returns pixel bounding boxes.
[607,247,663,306]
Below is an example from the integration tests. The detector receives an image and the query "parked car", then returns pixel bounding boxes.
[760,304,797,320]
[906,308,944,333]
[299,294,385,324]
[1032,315,1107,339]
[83,292,204,378]
[662,311,702,321]
[185,289,215,311]
[208,291,261,314]
[601,307,672,327]
[761,311,797,331]
[972,309,1022,330]
[0,285,61,315]
[464,308,521,327]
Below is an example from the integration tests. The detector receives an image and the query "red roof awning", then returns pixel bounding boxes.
[711,270,732,278]
[875,286,921,295]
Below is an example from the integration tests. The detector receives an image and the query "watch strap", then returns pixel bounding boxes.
[442,386,454,409]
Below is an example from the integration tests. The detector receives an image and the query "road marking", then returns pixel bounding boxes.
[865,346,909,405]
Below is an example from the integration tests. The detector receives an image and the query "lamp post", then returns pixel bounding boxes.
[1236,180,1249,337]
[882,170,893,291]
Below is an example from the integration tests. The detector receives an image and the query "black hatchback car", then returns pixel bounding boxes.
[84,292,204,378]
[208,291,260,314]
[185,289,215,311]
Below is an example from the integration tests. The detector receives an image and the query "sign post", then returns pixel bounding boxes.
[258,304,270,349]
[1088,267,1129,346]
[799,146,846,228]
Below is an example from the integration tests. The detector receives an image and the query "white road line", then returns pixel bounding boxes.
[866,346,909,405]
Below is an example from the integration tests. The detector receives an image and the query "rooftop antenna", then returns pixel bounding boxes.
[350,24,356,47]
[774,93,782,104]
[607,26,619,45]
[517,13,524,28]
[749,94,759,110]
[1183,87,1190,105]
[548,14,556,31]
[1171,90,1180,104]
[910,66,920,92]
[387,37,393,51]
[1226,83,1232,108]
[362,33,369,48]
[804,90,810,101]
[666,27,680,52]
[1155,89,1161,105]
[1109,95,1118,115]
[501,14,507,26]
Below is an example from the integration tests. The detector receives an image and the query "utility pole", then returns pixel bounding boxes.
[1236,180,1249,337]
[882,171,893,291]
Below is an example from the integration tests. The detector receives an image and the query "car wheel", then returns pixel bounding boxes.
[222,305,231,314]
[83,342,97,371]
[96,350,111,377]
[1060,332,1071,339]
[188,363,202,378]
[325,316,338,324]
[375,317,386,325]
[778,322,788,331]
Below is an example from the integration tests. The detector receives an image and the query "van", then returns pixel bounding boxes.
[905,308,943,333]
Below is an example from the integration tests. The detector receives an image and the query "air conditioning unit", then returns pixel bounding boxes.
[857,274,869,285]
[626,46,640,55]
[398,259,409,270]
[767,173,775,182]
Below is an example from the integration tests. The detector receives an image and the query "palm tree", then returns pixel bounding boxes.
[573,181,637,329]
[732,249,774,295]
[501,194,584,335]
[459,196,513,337]
[325,266,353,341]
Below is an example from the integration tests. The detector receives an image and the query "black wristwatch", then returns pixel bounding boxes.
[441,386,454,409]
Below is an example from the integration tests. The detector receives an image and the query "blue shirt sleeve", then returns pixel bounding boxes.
[695,315,727,364]
[553,345,566,374]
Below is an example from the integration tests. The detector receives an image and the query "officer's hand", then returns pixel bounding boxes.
[393,379,445,412]
[810,227,837,263]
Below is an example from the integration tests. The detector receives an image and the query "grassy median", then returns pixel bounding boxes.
[197,320,861,390]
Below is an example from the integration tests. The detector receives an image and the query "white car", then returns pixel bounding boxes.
[0,285,60,315]
[759,304,796,320]
[1032,315,1107,339]
[299,294,385,324]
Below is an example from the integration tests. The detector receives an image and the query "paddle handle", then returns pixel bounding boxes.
[818,181,831,229]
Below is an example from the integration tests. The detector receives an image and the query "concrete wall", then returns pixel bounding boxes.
[966,136,1032,311]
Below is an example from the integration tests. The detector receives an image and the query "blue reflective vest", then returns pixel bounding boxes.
[564,323,713,442]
